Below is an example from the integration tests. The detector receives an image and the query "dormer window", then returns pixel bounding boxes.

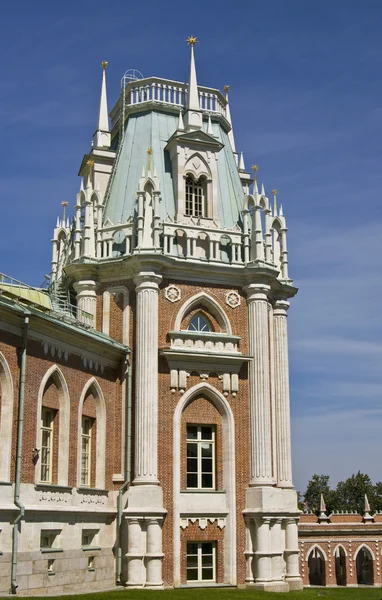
[187,313,213,333]
[185,175,207,217]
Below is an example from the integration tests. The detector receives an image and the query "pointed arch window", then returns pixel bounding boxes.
[187,313,213,333]
[185,175,207,217]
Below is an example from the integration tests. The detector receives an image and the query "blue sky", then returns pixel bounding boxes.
[1,1,381,494]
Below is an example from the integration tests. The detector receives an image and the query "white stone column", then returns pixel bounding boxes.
[245,518,254,584]
[73,280,97,327]
[246,283,273,485]
[255,518,272,582]
[270,518,283,582]
[133,271,162,485]
[126,518,144,586]
[284,518,301,585]
[274,300,293,487]
[146,518,164,587]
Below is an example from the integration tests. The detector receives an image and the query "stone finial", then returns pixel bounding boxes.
[363,493,374,522]
[318,494,330,522]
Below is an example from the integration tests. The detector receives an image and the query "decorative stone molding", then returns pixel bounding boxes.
[225,290,241,308]
[165,284,181,303]
[180,517,226,530]
[169,330,240,354]
[42,343,69,362]
[82,357,105,373]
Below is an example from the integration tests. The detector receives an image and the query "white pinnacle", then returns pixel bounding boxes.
[187,43,200,111]
[97,65,109,133]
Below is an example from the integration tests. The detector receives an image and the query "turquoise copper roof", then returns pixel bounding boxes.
[103,110,245,230]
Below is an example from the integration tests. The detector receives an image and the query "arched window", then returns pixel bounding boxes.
[36,366,70,486]
[187,313,213,333]
[335,546,347,586]
[0,352,14,481]
[356,546,374,585]
[78,378,106,489]
[185,175,207,217]
[308,547,325,586]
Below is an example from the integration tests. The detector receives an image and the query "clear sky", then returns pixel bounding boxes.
[1,0,381,495]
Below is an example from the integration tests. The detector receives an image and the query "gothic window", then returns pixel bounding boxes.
[186,542,216,582]
[308,547,326,586]
[40,408,55,483]
[185,175,206,217]
[356,547,374,585]
[81,416,93,486]
[187,313,213,333]
[186,425,215,489]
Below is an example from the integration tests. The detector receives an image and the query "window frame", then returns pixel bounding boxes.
[185,175,207,218]
[187,313,213,333]
[81,416,93,487]
[186,541,216,582]
[186,425,215,490]
[40,408,54,484]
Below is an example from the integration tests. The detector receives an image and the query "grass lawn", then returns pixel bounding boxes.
[27,588,382,600]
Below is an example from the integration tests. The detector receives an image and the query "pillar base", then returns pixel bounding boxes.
[248,581,289,593]
[286,577,304,591]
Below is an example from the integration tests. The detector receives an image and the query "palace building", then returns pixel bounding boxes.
[0,39,303,594]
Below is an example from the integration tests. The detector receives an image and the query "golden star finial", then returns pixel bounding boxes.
[272,189,278,196]
[224,85,230,93]
[86,159,95,168]
[61,201,68,207]
[101,61,108,70]
[187,36,198,46]
[146,147,153,155]
[251,164,259,173]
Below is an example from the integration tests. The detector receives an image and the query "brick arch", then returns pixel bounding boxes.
[0,352,14,481]
[354,543,375,561]
[173,383,236,586]
[77,377,106,488]
[174,291,232,334]
[305,544,328,562]
[36,365,70,485]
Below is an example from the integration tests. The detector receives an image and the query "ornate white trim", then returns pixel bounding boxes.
[165,285,181,303]
[180,517,226,530]
[226,290,241,309]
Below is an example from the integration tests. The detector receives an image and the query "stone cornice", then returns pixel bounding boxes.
[64,253,298,298]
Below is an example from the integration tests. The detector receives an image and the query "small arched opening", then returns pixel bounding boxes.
[308,546,326,586]
[334,545,347,586]
[356,546,374,585]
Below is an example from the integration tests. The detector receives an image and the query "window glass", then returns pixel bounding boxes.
[187,313,212,333]
[40,408,54,483]
[186,425,215,489]
[186,542,216,582]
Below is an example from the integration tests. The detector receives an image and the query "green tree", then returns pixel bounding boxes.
[335,472,379,513]
[303,474,331,512]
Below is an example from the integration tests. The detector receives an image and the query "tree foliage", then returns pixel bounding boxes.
[303,471,382,514]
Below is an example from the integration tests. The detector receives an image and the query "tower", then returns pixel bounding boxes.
[51,39,302,591]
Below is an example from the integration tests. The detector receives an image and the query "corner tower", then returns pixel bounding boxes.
[50,40,302,592]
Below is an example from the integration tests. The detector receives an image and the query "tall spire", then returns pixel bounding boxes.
[93,61,111,148]
[184,37,202,130]
[224,85,236,153]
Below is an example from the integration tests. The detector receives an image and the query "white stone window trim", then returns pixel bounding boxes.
[353,543,375,561]
[305,544,328,562]
[173,383,237,586]
[0,352,14,481]
[35,365,70,487]
[186,541,216,583]
[77,378,106,489]
[174,291,232,335]
[186,425,215,490]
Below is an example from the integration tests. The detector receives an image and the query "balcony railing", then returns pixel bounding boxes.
[125,78,227,116]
